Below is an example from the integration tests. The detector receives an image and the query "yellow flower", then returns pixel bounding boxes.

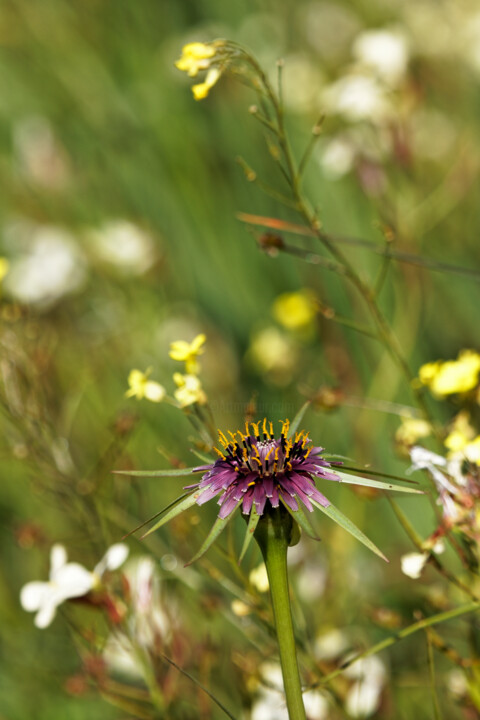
[173,373,206,407]
[418,350,480,396]
[125,368,166,403]
[444,411,475,452]
[395,417,432,446]
[192,67,221,100]
[175,42,216,77]
[169,333,206,374]
[0,258,9,282]
[272,290,317,330]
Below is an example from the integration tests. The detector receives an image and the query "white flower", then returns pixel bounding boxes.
[88,220,156,275]
[303,689,329,719]
[322,74,390,122]
[344,655,386,718]
[319,136,356,179]
[353,28,409,85]
[4,226,87,308]
[401,551,428,579]
[20,543,128,628]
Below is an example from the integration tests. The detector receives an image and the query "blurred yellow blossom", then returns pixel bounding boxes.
[444,411,475,452]
[125,369,166,403]
[249,563,269,593]
[247,326,298,385]
[173,373,206,407]
[418,350,480,396]
[395,417,432,447]
[175,43,216,77]
[272,290,317,330]
[0,258,9,282]
[169,333,206,374]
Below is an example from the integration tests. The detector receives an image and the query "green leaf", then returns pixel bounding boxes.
[141,492,200,538]
[311,499,388,562]
[281,498,319,540]
[186,515,230,565]
[113,466,199,477]
[334,470,424,494]
[239,505,261,563]
[288,401,311,438]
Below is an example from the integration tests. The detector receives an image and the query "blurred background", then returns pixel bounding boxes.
[1,0,480,718]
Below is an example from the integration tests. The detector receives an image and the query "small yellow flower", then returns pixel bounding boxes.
[192,67,221,100]
[418,350,480,396]
[444,411,475,452]
[0,258,9,282]
[272,290,317,330]
[125,368,166,403]
[169,333,206,374]
[395,417,432,446]
[173,373,207,407]
[175,42,217,78]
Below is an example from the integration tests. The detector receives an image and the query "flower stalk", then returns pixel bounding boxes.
[254,507,306,720]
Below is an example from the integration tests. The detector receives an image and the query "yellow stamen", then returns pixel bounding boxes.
[213,446,226,459]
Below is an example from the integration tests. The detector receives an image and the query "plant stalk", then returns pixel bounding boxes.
[254,508,307,720]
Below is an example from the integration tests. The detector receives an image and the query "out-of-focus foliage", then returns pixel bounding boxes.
[1,0,480,718]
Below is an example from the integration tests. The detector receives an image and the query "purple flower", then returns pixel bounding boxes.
[189,419,342,519]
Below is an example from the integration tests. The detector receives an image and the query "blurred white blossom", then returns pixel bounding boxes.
[3,226,87,308]
[322,74,391,122]
[88,220,157,275]
[20,543,128,628]
[13,115,70,190]
[343,655,386,718]
[353,28,409,85]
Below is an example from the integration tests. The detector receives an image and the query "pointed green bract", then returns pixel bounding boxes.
[141,492,200,538]
[311,499,388,562]
[333,470,424,494]
[114,467,198,477]
[239,504,261,563]
[287,401,311,438]
[281,499,319,540]
[186,515,230,565]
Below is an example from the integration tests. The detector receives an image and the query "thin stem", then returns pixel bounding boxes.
[254,508,307,720]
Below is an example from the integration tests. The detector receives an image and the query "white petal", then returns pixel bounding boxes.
[34,595,60,629]
[49,544,67,577]
[346,679,382,718]
[20,581,52,612]
[54,563,94,598]
[94,543,129,576]
[408,446,446,471]
[401,552,427,579]
[144,381,166,403]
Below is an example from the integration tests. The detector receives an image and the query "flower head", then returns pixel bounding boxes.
[418,349,480,396]
[20,543,128,628]
[191,419,340,520]
[272,290,317,331]
[173,372,207,407]
[175,41,226,100]
[175,42,217,77]
[125,368,166,403]
[169,333,206,374]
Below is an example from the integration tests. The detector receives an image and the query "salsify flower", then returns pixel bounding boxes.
[127,415,422,565]
[191,419,339,520]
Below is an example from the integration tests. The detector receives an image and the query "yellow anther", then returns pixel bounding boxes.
[213,446,226,459]
[262,418,268,436]
[251,421,261,439]
[304,447,312,459]
[252,455,262,467]
[245,421,250,436]
[269,421,274,437]
[265,447,274,463]
[217,430,229,447]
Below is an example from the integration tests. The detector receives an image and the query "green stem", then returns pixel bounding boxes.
[254,508,307,720]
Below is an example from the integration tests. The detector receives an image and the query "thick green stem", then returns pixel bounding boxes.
[254,508,307,720]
